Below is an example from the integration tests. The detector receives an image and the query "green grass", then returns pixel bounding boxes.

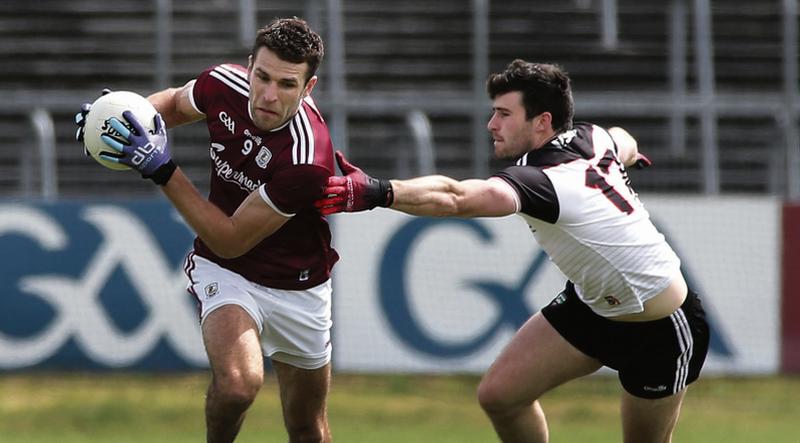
[0,373,798,442]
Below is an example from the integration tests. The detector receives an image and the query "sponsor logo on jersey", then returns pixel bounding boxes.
[299,269,310,282]
[219,111,236,134]
[244,129,262,146]
[209,143,263,193]
[643,384,668,392]
[256,146,272,169]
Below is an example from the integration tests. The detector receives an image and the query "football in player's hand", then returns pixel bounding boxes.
[81,91,158,170]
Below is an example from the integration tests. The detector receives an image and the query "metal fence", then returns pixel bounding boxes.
[2,0,798,198]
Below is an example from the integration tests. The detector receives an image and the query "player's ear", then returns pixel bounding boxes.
[303,75,318,97]
[536,112,553,131]
[247,54,253,73]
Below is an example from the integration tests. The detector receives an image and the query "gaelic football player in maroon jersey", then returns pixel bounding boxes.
[77,18,338,443]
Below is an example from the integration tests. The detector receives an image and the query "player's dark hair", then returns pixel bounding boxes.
[487,59,574,131]
[252,17,324,82]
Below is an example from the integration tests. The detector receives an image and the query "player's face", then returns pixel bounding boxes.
[247,47,317,131]
[487,92,539,160]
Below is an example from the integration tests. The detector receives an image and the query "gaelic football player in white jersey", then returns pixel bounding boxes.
[76,18,339,443]
[316,59,709,443]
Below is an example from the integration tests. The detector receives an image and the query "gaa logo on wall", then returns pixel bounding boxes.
[0,199,775,373]
[0,202,204,370]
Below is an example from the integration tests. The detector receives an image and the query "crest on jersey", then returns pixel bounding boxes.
[256,146,272,169]
[204,282,219,298]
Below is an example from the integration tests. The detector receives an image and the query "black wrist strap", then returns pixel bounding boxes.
[149,160,177,186]
[379,179,394,207]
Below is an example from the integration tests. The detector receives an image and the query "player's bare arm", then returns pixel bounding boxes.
[390,176,518,218]
[161,168,289,258]
[147,80,205,128]
[315,150,518,218]
[97,109,288,259]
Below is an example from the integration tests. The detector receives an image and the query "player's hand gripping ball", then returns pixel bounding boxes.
[79,91,158,170]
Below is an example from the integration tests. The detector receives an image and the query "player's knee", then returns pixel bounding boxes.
[212,369,263,409]
[477,376,532,417]
[285,418,328,443]
[477,377,510,414]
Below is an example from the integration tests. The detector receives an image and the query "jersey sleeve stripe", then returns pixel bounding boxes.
[186,79,204,115]
[299,106,315,163]
[219,64,248,81]
[258,184,295,218]
[209,71,249,98]
[212,66,249,90]
[488,177,521,213]
[215,65,250,90]
[212,66,250,91]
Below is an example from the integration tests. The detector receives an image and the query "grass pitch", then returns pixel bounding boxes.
[0,373,798,442]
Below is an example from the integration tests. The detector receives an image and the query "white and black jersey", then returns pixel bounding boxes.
[493,122,681,317]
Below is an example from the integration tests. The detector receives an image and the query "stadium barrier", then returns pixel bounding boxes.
[0,196,782,374]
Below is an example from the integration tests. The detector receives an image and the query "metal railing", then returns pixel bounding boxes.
[22,109,58,200]
[783,0,800,199]
[5,0,800,198]
[315,0,799,196]
[405,110,436,175]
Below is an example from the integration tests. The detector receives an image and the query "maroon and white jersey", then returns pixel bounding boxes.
[493,122,681,317]
[188,63,338,290]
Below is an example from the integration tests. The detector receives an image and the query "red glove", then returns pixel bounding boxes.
[315,151,393,215]
[631,153,652,169]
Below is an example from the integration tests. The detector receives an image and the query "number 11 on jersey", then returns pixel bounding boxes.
[584,149,634,214]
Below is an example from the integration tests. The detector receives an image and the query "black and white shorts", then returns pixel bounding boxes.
[541,281,709,399]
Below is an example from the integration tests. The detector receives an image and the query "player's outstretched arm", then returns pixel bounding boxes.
[101,111,289,258]
[389,176,518,218]
[315,151,518,218]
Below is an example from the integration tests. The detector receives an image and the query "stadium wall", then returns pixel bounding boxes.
[0,196,783,374]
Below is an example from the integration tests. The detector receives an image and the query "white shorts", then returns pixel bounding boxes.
[185,254,332,370]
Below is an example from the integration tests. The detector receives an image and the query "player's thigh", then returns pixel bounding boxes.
[620,388,685,443]
[272,360,331,422]
[480,312,602,404]
[258,280,333,371]
[202,305,264,379]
